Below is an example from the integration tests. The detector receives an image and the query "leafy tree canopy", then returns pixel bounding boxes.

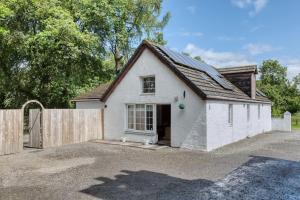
[0,0,169,108]
[257,60,300,115]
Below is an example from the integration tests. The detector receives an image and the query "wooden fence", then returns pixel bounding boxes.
[42,109,103,148]
[0,108,103,156]
[0,110,23,156]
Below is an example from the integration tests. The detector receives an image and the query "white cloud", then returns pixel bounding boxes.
[231,0,268,16]
[243,43,275,55]
[186,6,196,14]
[280,58,300,80]
[250,25,263,32]
[194,32,204,37]
[183,43,255,67]
[179,31,203,37]
[217,36,245,41]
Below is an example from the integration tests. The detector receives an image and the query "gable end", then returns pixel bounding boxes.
[101,41,207,102]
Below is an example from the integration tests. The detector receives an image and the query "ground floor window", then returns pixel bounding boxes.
[126,104,154,131]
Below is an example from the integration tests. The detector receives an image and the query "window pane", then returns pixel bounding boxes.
[143,77,155,93]
[146,105,153,131]
[127,105,134,129]
[135,104,145,130]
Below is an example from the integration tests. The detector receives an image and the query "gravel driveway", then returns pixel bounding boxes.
[0,131,300,200]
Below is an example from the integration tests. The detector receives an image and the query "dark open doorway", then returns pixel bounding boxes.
[156,104,171,146]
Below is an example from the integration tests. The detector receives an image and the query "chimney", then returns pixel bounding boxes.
[218,65,257,99]
[250,73,256,99]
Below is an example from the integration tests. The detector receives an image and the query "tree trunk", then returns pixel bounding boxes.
[114,49,123,75]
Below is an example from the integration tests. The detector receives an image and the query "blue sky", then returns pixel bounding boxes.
[160,0,300,79]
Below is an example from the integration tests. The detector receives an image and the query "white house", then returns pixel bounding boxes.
[73,40,272,151]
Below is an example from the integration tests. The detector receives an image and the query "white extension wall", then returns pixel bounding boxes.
[206,100,272,151]
[272,111,291,132]
[104,48,207,150]
[76,101,105,109]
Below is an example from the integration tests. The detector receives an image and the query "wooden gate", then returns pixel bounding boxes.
[0,110,23,156]
[28,109,42,148]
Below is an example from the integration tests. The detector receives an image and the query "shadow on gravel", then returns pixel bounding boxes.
[81,156,300,200]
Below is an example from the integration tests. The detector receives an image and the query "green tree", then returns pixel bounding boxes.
[293,74,300,88]
[0,0,112,108]
[257,60,300,115]
[96,0,170,73]
[0,0,169,108]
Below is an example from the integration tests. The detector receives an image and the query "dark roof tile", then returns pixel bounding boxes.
[72,82,111,101]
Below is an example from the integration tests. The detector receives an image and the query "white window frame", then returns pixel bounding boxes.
[126,104,155,133]
[126,104,135,131]
[141,75,155,94]
[228,104,233,126]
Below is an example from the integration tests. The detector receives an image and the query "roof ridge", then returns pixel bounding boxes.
[218,65,257,70]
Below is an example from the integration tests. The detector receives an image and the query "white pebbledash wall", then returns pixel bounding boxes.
[206,100,272,151]
[79,47,272,151]
[104,48,207,149]
[272,111,291,132]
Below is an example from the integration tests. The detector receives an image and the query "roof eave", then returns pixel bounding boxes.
[206,95,272,104]
[71,98,102,102]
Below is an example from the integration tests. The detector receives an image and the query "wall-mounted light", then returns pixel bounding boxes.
[179,103,185,110]
[183,90,186,99]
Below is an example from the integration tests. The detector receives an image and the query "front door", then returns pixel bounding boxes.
[156,104,171,146]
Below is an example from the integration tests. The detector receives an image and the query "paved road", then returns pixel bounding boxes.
[0,131,300,200]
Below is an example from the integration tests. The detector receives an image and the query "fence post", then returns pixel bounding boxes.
[284,111,291,132]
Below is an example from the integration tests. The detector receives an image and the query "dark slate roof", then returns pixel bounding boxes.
[74,40,271,103]
[217,65,258,75]
[173,64,251,100]
[72,82,111,101]
[255,89,270,102]
[150,42,270,103]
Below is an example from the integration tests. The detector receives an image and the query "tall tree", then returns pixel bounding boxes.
[0,0,112,108]
[98,0,170,73]
[293,73,300,88]
[0,0,169,108]
[257,60,300,115]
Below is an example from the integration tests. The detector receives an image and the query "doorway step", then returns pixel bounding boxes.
[92,140,169,150]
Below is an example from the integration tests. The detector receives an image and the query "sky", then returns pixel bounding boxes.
[160,0,300,79]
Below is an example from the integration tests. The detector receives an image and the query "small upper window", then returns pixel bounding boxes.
[142,76,155,93]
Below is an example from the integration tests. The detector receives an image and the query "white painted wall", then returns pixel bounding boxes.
[75,101,104,109]
[104,48,207,150]
[206,100,272,151]
[272,111,291,132]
